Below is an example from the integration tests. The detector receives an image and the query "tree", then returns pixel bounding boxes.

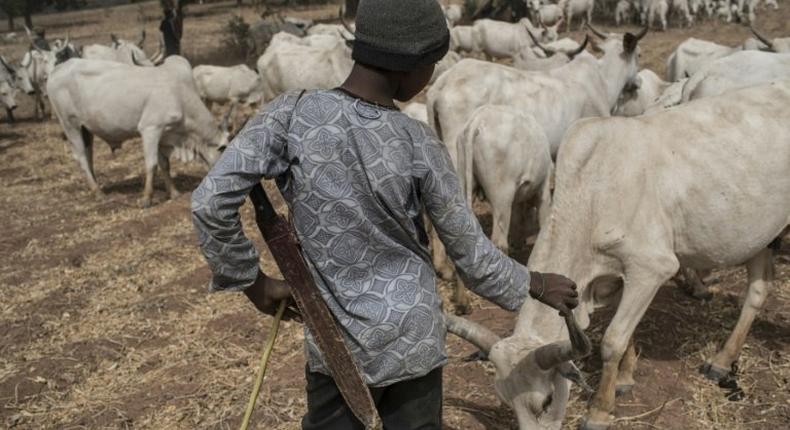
[0,0,86,31]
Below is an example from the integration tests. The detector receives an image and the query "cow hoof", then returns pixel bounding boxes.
[615,383,634,396]
[700,362,731,382]
[579,418,611,430]
[453,303,471,316]
[691,290,714,301]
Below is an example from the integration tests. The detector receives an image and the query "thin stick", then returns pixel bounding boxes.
[239,301,288,430]
[613,398,682,423]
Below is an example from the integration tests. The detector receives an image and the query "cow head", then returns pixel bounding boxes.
[1,56,34,95]
[0,80,18,114]
[446,312,592,430]
[539,17,562,43]
[587,23,647,106]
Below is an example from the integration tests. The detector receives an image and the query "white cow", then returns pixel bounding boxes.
[443,4,463,26]
[472,18,550,59]
[559,0,595,31]
[681,51,790,101]
[427,28,647,309]
[514,33,589,72]
[666,37,738,81]
[458,105,553,255]
[538,4,565,26]
[21,41,74,119]
[449,80,790,430]
[83,32,161,66]
[47,56,230,207]
[193,64,263,109]
[615,0,634,25]
[430,51,461,84]
[450,25,477,53]
[646,0,668,30]
[0,55,35,123]
[306,23,354,39]
[613,69,671,116]
[401,102,428,124]
[257,32,352,102]
[747,26,790,53]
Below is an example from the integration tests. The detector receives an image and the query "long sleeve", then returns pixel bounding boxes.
[191,93,298,292]
[413,127,530,311]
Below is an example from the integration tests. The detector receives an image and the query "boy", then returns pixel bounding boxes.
[191,1,578,428]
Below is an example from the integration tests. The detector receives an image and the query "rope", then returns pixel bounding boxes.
[239,300,288,430]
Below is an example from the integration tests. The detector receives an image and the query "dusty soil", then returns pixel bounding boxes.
[1,1,789,429]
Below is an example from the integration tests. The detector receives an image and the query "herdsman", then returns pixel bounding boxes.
[191,1,579,428]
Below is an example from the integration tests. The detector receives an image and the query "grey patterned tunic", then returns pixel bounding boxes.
[191,89,530,387]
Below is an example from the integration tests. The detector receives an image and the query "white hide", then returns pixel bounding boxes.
[193,64,262,106]
[46,57,228,206]
[681,51,790,101]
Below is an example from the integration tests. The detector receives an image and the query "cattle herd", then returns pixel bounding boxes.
[1,1,789,429]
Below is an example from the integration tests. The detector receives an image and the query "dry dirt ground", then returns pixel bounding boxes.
[1,1,790,429]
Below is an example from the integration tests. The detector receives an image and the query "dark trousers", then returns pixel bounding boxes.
[301,367,443,430]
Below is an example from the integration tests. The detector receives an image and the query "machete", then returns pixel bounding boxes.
[249,182,383,430]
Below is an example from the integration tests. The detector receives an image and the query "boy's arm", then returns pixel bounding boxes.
[414,128,530,311]
[191,93,297,292]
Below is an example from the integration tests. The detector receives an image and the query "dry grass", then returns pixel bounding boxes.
[1,1,790,429]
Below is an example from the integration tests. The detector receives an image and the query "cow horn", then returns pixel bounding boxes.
[586,22,608,39]
[138,29,146,47]
[633,25,648,42]
[567,35,589,60]
[527,27,555,56]
[150,38,165,65]
[749,25,774,51]
[23,25,36,47]
[339,7,355,38]
[533,313,592,371]
[445,313,501,355]
[0,55,12,74]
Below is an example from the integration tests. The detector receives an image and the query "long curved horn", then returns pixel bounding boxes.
[445,313,501,355]
[586,22,608,39]
[339,7,355,38]
[527,27,555,56]
[534,313,592,370]
[23,25,36,46]
[750,25,774,51]
[150,38,165,65]
[567,35,589,59]
[0,55,12,74]
[633,25,648,42]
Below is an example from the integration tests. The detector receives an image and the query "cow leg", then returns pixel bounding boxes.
[583,260,677,430]
[489,182,517,255]
[430,227,454,281]
[157,149,181,200]
[677,267,713,300]
[65,125,101,195]
[5,108,14,124]
[701,248,774,382]
[615,337,637,396]
[139,128,163,208]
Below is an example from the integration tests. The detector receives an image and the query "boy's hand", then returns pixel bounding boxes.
[529,272,579,316]
[244,271,301,322]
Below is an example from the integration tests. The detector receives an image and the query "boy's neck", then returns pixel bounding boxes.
[339,63,399,108]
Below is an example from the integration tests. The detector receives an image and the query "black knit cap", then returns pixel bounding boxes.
[352,0,450,72]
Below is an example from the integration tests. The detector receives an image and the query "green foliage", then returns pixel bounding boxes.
[224,14,253,61]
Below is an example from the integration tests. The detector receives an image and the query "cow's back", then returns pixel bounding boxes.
[558,80,790,267]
